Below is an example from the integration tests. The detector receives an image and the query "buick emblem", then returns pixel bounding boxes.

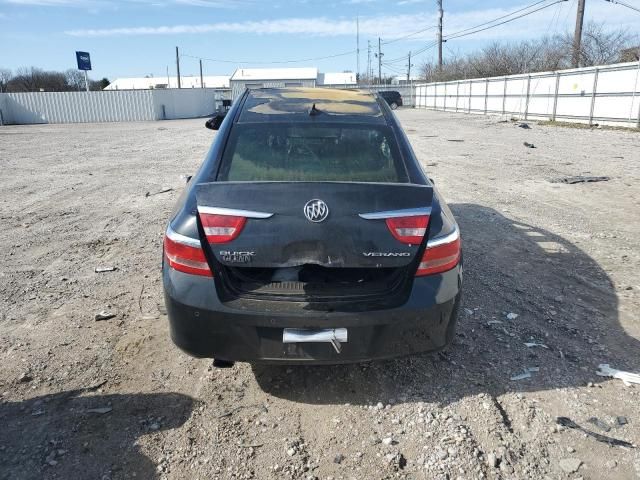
[303,199,329,223]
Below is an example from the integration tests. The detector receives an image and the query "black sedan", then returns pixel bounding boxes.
[378,90,403,109]
[163,87,462,365]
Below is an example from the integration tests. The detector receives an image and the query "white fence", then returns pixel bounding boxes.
[415,61,640,128]
[5,63,639,127]
[0,88,225,125]
[0,94,8,124]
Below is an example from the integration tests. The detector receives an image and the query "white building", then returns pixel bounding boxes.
[230,67,319,99]
[317,72,357,87]
[105,68,359,98]
[391,75,421,85]
[104,75,230,90]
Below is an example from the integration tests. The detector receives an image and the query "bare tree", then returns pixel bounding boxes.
[0,68,11,93]
[420,22,637,82]
[65,69,87,91]
[8,67,40,92]
[564,22,636,67]
[8,67,68,92]
[89,78,111,91]
[1,67,109,92]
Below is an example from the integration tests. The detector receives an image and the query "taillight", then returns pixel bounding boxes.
[164,227,212,277]
[199,214,246,243]
[385,215,430,245]
[416,227,461,276]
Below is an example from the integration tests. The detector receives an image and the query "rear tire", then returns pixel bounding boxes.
[390,102,398,110]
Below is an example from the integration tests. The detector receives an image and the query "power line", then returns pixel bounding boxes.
[544,0,563,37]
[382,63,406,75]
[517,1,566,72]
[563,0,578,26]
[383,0,564,67]
[437,0,443,70]
[356,16,360,78]
[514,0,565,73]
[179,1,570,72]
[444,0,568,41]
[382,25,437,45]
[605,0,640,14]
[377,37,383,83]
[443,42,457,58]
[367,40,372,80]
[443,0,553,38]
[381,61,405,70]
[379,0,560,58]
[381,54,415,79]
[180,49,357,65]
[384,41,438,64]
[412,41,439,57]
[386,40,438,61]
[383,54,411,65]
[367,40,373,81]
[383,49,412,64]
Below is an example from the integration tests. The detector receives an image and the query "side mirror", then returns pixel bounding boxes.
[205,113,226,130]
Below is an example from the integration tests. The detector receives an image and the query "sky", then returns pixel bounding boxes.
[0,0,639,81]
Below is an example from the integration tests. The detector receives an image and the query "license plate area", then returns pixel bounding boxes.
[282,328,348,353]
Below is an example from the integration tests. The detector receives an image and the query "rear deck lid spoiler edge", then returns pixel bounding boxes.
[358,206,432,220]
[197,206,274,219]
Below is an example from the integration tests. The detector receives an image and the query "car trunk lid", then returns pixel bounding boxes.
[195,181,433,269]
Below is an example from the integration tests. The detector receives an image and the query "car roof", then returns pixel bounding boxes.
[238,87,386,125]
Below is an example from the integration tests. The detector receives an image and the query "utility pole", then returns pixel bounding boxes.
[407,51,413,83]
[367,41,371,84]
[175,46,181,89]
[572,0,586,68]
[367,40,371,83]
[378,37,383,84]
[356,16,360,82]
[437,0,443,70]
[199,59,204,88]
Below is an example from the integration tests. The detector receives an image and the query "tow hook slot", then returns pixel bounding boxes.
[282,328,348,354]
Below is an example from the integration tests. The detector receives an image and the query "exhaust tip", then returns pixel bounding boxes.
[213,359,235,368]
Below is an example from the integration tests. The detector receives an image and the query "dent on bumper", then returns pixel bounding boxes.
[163,266,462,364]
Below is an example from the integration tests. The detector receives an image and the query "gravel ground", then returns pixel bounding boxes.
[1,109,639,480]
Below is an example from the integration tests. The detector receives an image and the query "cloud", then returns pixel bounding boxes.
[2,0,252,6]
[65,17,362,36]
[5,0,90,4]
[63,1,640,42]
[173,0,253,7]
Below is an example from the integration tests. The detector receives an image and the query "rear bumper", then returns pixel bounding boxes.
[163,266,462,364]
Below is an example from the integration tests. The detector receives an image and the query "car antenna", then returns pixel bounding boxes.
[309,103,322,116]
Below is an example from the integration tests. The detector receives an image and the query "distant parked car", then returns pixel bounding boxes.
[379,90,403,109]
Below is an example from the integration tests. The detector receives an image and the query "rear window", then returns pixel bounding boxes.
[217,124,408,183]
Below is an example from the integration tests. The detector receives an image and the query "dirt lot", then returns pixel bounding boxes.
[1,109,639,480]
